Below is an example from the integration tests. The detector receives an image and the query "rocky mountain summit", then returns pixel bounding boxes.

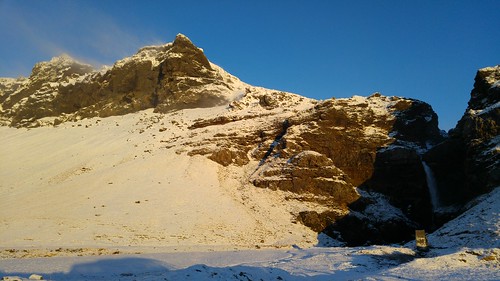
[0,34,242,127]
[1,34,498,246]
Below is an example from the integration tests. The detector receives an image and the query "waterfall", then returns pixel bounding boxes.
[422,161,440,212]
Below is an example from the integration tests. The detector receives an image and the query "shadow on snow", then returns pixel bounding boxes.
[1,250,418,281]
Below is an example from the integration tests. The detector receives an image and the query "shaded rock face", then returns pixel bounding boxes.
[308,191,418,246]
[0,34,239,127]
[424,66,500,207]
[354,100,444,229]
[323,213,416,246]
[391,98,442,146]
[360,147,433,227]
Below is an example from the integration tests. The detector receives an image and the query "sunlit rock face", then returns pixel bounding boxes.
[154,34,237,112]
[0,34,240,127]
[0,55,95,125]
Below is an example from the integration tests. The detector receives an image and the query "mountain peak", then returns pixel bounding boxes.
[169,33,212,70]
[0,34,244,126]
[49,53,77,63]
[174,33,192,45]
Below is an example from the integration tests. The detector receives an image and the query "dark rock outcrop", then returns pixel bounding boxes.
[424,66,500,207]
[322,190,418,246]
[297,210,345,233]
[360,147,433,227]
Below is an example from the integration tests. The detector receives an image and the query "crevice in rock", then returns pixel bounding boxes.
[258,119,290,166]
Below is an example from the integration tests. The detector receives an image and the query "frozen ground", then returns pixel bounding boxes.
[0,242,498,280]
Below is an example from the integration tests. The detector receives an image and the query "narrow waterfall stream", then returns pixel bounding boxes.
[422,161,440,212]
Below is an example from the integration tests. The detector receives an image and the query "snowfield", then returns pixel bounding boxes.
[1,107,498,280]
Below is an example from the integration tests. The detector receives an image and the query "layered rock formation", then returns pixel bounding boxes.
[1,34,496,246]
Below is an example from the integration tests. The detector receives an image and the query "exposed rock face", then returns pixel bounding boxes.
[0,55,95,125]
[154,34,234,112]
[0,77,28,105]
[0,34,242,127]
[182,91,443,244]
[424,66,500,207]
[253,151,358,204]
[326,191,418,246]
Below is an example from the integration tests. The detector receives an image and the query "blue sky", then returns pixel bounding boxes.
[1,1,499,130]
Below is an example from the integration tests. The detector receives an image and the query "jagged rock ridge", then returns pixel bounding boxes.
[0,34,244,127]
[424,66,500,212]
[1,34,497,247]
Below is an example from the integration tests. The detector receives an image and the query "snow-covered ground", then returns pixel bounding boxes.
[1,107,498,280]
[1,234,498,280]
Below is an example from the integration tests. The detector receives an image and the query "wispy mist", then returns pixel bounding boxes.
[0,0,161,76]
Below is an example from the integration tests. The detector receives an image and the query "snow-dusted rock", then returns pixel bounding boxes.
[0,34,245,127]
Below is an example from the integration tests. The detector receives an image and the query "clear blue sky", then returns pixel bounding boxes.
[1,1,499,130]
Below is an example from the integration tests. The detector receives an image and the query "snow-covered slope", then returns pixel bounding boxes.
[427,187,500,251]
[0,108,320,252]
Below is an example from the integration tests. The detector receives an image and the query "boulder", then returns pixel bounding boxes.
[208,148,249,166]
